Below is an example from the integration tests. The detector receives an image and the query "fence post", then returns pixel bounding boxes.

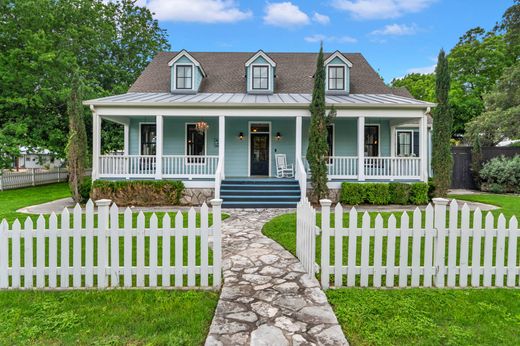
[210,198,222,288]
[433,198,449,287]
[95,199,111,288]
[57,167,60,182]
[320,199,332,289]
[0,174,3,191]
[31,168,35,186]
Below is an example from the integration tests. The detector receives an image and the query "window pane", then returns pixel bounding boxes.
[185,76,192,89]
[141,124,156,155]
[413,131,420,156]
[327,125,333,157]
[186,124,205,156]
[336,78,344,90]
[185,66,192,77]
[260,66,268,77]
[364,126,379,157]
[177,77,185,89]
[250,123,269,132]
[253,78,261,89]
[177,66,185,77]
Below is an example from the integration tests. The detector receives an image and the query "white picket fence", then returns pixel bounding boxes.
[296,197,519,289]
[0,199,222,289]
[0,168,91,190]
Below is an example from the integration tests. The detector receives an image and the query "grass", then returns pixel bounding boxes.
[0,290,218,345]
[262,193,520,346]
[0,183,221,345]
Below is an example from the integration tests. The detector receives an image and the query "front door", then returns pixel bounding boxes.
[250,133,269,176]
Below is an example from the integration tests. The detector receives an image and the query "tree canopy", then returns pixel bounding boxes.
[0,0,170,158]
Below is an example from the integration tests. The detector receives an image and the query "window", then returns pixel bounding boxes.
[364,125,379,157]
[327,125,334,157]
[140,124,156,155]
[176,65,193,89]
[252,66,269,90]
[328,66,345,91]
[186,124,205,163]
[397,130,419,156]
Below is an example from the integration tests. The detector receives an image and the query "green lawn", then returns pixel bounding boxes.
[0,183,220,345]
[0,290,218,345]
[262,193,520,346]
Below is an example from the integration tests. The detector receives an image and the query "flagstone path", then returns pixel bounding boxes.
[205,209,348,346]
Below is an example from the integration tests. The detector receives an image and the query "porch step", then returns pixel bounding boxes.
[220,179,301,208]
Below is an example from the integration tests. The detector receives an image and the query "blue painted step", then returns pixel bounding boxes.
[220,179,301,208]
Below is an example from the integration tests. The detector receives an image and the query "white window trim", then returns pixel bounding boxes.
[173,63,195,92]
[185,122,208,165]
[138,122,157,156]
[364,124,381,157]
[250,64,271,91]
[326,65,346,92]
[247,121,272,177]
[396,129,419,157]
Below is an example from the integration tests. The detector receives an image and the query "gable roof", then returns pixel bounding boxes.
[128,51,407,96]
[324,51,353,67]
[167,49,207,77]
[244,50,277,67]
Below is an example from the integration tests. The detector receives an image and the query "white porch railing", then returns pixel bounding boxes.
[295,156,307,200]
[98,155,219,179]
[327,156,358,179]
[364,157,421,179]
[163,155,219,178]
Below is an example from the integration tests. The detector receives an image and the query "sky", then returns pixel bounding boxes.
[136,0,513,82]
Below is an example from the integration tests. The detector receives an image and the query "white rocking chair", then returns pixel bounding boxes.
[275,154,294,178]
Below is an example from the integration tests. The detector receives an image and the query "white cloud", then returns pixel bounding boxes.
[305,34,357,43]
[264,2,310,28]
[143,0,252,23]
[371,23,417,36]
[331,0,436,20]
[313,12,330,25]
[406,64,436,74]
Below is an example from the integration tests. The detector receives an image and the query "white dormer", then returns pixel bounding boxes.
[324,51,352,95]
[168,50,206,94]
[245,50,276,94]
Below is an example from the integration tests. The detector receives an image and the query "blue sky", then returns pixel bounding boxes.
[139,0,513,82]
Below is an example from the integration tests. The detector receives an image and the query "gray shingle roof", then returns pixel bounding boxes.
[128,51,409,95]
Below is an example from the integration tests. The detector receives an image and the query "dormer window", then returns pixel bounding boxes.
[176,65,193,89]
[328,66,345,91]
[252,65,269,90]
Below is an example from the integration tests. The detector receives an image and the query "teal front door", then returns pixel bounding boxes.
[250,133,269,176]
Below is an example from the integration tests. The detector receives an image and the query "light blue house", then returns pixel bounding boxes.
[85,50,434,207]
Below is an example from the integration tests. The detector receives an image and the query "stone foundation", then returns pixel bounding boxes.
[306,189,341,204]
[180,188,215,206]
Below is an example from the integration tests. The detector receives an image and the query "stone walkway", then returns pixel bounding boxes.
[205,209,348,346]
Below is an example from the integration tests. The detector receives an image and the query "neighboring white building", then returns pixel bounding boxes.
[14,147,64,170]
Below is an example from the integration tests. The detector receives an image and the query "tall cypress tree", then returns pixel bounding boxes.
[307,45,330,202]
[431,49,453,197]
[66,70,88,203]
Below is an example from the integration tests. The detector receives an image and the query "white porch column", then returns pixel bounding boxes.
[123,123,129,155]
[91,106,101,181]
[219,115,225,172]
[295,116,302,160]
[420,114,428,182]
[155,115,163,180]
[357,116,365,181]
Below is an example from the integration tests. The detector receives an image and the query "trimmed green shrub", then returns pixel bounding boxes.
[479,155,520,193]
[410,182,429,205]
[91,180,185,206]
[365,183,391,205]
[340,182,365,205]
[389,182,411,204]
[78,177,92,203]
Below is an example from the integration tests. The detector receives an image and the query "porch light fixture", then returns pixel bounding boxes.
[276,132,282,141]
[239,132,244,140]
[195,121,209,134]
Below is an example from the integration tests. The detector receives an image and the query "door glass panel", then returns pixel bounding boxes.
[364,125,379,157]
[250,123,270,133]
[141,124,156,155]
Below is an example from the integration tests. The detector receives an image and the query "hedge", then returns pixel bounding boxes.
[340,182,429,205]
[479,155,520,193]
[90,180,185,206]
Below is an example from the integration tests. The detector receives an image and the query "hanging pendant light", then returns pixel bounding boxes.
[195,120,209,134]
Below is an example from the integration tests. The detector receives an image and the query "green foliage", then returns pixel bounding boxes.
[78,177,92,204]
[340,183,366,205]
[427,178,436,200]
[431,49,453,197]
[92,180,185,205]
[390,73,436,102]
[365,183,391,205]
[0,0,170,157]
[0,123,27,170]
[307,44,330,202]
[389,182,412,205]
[479,155,520,193]
[410,183,429,205]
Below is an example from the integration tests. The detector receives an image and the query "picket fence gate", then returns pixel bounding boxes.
[296,197,519,289]
[0,199,222,289]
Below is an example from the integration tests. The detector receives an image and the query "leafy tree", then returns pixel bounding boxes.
[0,123,27,171]
[307,45,336,202]
[0,0,169,158]
[466,62,520,146]
[390,73,436,102]
[431,49,453,197]
[66,72,88,202]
